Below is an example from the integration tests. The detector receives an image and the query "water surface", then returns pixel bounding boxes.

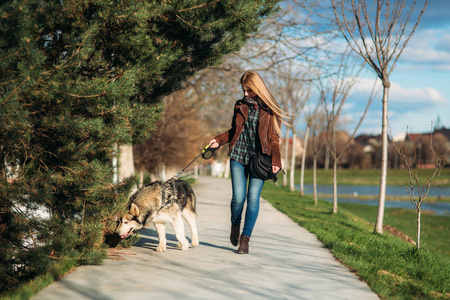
[297,184,450,216]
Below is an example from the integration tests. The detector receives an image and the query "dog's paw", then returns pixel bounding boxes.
[156,245,166,252]
[191,239,199,247]
[177,240,189,251]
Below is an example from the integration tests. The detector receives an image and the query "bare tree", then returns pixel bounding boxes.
[220,1,338,74]
[318,48,364,214]
[332,0,428,232]
[290,129,298,192]
[271,67,312,192]
[300,100,323,196]
[282,124,290,187]
[300,120,311,196]
[311,133,322,205]
[167,0,343,180]
[308,107,327,205]
[130,0,345,186]
[393,130,448,249]
[134,90,205,180]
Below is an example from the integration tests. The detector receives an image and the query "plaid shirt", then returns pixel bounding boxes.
[230,98,259,165]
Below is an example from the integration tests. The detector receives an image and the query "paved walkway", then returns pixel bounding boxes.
[33,176,378,300]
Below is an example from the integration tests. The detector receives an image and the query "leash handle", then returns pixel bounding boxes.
[201,144,218,159]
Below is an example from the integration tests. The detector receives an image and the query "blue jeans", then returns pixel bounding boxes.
[230,159,265,237]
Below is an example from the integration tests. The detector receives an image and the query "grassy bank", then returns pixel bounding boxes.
[338,202,450,261]
[262,182,450,299]
[296,168,450,187]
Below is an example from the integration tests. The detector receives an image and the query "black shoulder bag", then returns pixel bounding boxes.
[244,111,280,182]
[249,152,275,181]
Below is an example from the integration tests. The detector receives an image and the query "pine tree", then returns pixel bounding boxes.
[0,0,279,294]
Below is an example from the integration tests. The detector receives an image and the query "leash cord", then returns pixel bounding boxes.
[172,144,215,179]
[173,152,203,179]
[158,145,214,211]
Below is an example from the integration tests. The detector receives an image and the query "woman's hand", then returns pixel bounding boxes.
[272,166,280,174]
[209,139,219,149]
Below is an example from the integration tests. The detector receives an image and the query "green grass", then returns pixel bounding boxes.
[338,202,450,261]
[294,168,450,187]
[262,182,450,299]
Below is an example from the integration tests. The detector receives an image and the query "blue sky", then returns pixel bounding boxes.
[338,0,450,137]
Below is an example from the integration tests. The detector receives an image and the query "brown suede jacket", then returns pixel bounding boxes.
[214,99,282,169]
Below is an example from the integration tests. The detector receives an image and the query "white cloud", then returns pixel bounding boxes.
[342,102,355,110]
[399,28,450,69]
[350,79,380,94]
[350,76,447,106]
[340,76,449,136]
[402,46,450,65]
[388,82,447,105]
[348,101,448,136]
[436,33,450,51]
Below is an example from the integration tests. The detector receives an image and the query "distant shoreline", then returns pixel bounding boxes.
[293,168,450,187]
[315,193,450,203]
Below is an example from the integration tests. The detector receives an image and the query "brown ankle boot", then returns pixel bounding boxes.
[230,224,240,246]
[237,235,250,254]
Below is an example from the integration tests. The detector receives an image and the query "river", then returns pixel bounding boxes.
[297,184,450,216]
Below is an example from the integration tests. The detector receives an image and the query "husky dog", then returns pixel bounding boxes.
[117,179,199,252]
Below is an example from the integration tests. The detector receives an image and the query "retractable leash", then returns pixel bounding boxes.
[159,144,218,211]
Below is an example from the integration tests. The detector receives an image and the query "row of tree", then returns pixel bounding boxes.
[293,130,450,170]
[133,0,447,247]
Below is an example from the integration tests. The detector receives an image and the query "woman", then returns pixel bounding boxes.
[209,71,289,254]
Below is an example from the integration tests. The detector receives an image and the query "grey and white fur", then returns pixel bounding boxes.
[116,180,199,252]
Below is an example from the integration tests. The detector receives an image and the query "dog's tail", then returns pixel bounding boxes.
[176,180,197,213]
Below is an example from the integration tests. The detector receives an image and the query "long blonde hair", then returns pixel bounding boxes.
[240,71,290,136]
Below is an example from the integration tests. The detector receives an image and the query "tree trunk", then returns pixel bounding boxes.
[290,131,297,192]
[374,85,390,234]
[119,144,137,195]
[112,144,118,184]
[119,145,135,182]
[313,155,318,205]
[300,125,310,196]
[139,170,144,187]
[417,207,421,250]
[332,125,338,214]
[283,126,290,187]
[332,154,338,214]
[161,164,166,181]
[324,144,330,170]
[224,157,230,178]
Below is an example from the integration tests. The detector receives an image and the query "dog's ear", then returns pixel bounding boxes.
[130,203,140,217]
